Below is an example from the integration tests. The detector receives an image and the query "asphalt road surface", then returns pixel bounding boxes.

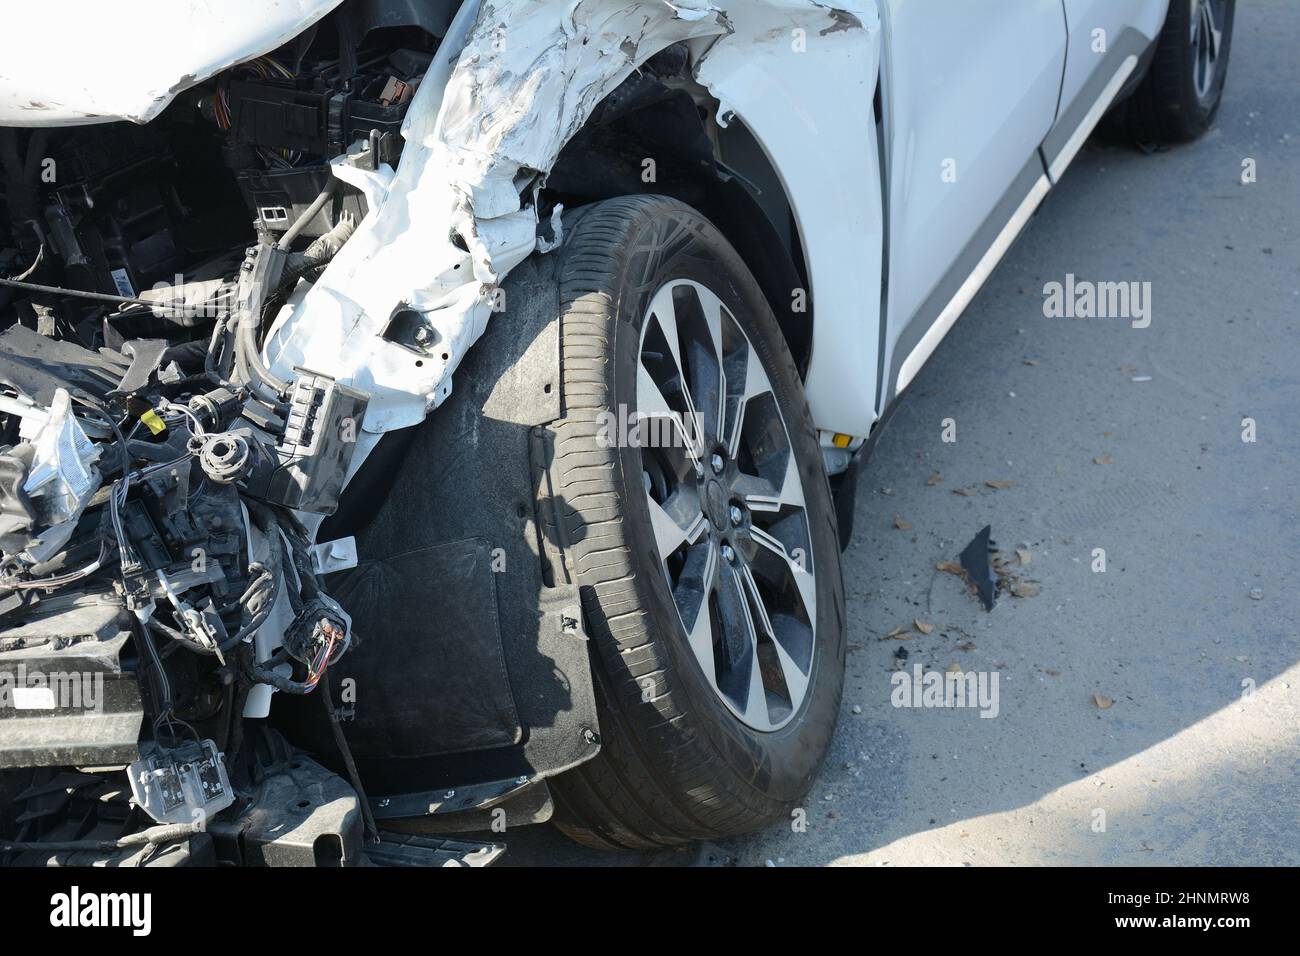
[501,0,1299,866]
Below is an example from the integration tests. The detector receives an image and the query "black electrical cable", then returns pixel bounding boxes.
[321,674,379,842]
[0,823,199,853]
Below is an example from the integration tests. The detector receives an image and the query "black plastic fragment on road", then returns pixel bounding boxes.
[960,524,998,611]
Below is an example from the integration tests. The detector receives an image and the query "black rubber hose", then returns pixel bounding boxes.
[286,213,356,275]
[236,302,289,402]
[262,213,357,329]
[276,179,338,252]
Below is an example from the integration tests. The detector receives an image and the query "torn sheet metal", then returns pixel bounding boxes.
[0,1,345,126]
[265,0,732,434]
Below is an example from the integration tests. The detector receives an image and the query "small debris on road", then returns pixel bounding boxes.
[959,525,999,610]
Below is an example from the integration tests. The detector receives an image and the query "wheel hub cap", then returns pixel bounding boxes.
[636,279,817,732]
[703,477,730,531]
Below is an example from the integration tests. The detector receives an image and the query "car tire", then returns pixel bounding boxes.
[539,195,845,849]
[1112,0,1236,143]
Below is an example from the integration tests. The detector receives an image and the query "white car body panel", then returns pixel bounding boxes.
[877,0,1066,402]
[695,2,884,440]
[0,0,345,126]
[1059,0,1169,113]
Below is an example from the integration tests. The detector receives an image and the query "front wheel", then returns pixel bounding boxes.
[540,196,845,849]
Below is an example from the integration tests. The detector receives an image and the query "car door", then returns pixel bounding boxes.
[878,0,1068,404]
[1045,0,1169,180]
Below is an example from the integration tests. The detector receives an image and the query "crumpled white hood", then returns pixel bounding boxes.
[0,0,345,126]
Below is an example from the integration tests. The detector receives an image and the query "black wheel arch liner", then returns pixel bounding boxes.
[272,247,602,828]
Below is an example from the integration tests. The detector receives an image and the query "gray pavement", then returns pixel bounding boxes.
[502,0,1300,866]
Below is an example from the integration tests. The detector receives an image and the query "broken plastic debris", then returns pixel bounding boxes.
[959,524,998,611]
[20,387,101,526]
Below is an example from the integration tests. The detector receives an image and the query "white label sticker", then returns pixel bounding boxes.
[13,686,56,710]
[110,268,136,297]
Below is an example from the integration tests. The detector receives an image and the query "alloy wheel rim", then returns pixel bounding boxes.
[636,279,816,732]
[1190,0,1224,102]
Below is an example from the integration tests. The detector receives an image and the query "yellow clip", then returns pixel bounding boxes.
[139,409,167,436]
[831,433,853,449]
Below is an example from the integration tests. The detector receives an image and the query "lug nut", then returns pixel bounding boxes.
[729,505,744,526]
[710,453,725,474]
[721,544,736,563]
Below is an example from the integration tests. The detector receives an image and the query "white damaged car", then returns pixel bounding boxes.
[0,0,1233,863]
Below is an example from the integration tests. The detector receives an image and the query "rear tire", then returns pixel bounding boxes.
[540,196,845,849]
[1112,0,1235,143]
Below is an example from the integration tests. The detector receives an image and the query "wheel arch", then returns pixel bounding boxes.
[545,67,816,376]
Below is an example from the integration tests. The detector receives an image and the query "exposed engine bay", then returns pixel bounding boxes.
[0,0,789,866]
[0,6,457,866]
